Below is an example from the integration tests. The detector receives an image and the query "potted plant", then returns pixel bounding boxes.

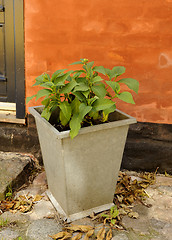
[27,59,139,221]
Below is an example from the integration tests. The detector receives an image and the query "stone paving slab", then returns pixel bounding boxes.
[0,170,172,239]
[0,152,31,200]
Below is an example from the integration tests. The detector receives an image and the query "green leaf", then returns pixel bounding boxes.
[111,219,116,225]
[87,61,94,68]
[71,97,81,114]
[26,95,36,104]
[59,101,71,122]
[42,73,50,81]
[117,91,135,104]
[93,98,115,111]
[60,80,77,94]
[36,89,52,101]
[82,90,90,98]
[89,109,99,120]
[67,75,72,82]
[73,70,85,78]
[79,103,92,120]
[33,74,49,86]
[41,97,50,107]
[54,71,73,85]
[73,92,86,102]
[60,110,69,126]
[103,104,116,115]
[110,66,126,79]
[51,69,67,81]
[93,66,106,75]
[69,114,82,139]
[49,103,58,113]
[118,78,139,94]
[111,206,119,218]
[106,81,120,93]
[87,96,99,105]
[105,68,111,77]
[92,83,106,98]
[75,77,87,84]
[32,81,43,87]
[73,82,89,92]
[41,107,51,121]
[40,82,54,88]
[91,76,103,83]
[69,61,83,65]
[35,74,45,82]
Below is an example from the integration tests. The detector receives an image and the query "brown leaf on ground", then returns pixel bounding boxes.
[66,225,93,233]
[13,200,21,210]
[106,229,112,240]
[114,171,157,207]
[0,194,43,214]
[0,201,14,211]
[50,231,72,239]
[33,194,43,202]
[72,232,83,240]
[97,227,106,240]
[84,229,94,240]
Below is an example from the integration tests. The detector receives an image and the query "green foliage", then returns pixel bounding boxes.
[27,59,139,139]
[0,218,8,228]
[5,184,13,200]
[101,206,119,226]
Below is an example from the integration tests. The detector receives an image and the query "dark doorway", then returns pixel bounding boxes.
[0,0,25,119]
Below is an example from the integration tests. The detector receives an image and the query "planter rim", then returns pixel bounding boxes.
[29,105,136,139]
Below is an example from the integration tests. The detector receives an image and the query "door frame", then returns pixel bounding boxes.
[4,0,25,119]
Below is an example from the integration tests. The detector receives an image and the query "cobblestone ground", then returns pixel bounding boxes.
[0,171,172,240]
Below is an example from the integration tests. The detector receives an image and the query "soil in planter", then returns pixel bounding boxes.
[52,118,109,132]
[48,108,127,133]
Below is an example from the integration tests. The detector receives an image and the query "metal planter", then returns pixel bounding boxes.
[29,106,136,221]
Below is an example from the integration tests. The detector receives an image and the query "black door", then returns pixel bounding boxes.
[0,0,25,118]
[0,0,15,102]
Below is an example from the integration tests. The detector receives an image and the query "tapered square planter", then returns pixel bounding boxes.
[29,106,136,221]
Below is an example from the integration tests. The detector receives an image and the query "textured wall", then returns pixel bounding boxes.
[25,0,172,123]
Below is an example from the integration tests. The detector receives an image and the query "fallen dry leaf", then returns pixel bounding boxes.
[33,194,43,202]
[0,201,14,210]
[50,231,72,240]
[97,227,106,240]
[114,171,157,208]
[0,194,43,214]
[62,232,73,240]
[49,232,65,239]
[72,232,83,240]
[106,229,112,240]
[84,229,94,240]
[66,225,93,233]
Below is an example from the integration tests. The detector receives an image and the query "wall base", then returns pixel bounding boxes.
[0,115,42,163]
[122,122,172,174]
[0,116,171,174]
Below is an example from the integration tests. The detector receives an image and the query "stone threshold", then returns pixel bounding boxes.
[0,102,25,124]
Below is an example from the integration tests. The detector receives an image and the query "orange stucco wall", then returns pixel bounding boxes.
[25,0,172,124]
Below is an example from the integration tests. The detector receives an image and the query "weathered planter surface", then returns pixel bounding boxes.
[29,106,136,221]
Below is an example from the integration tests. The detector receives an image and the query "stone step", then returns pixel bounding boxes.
[0,151,32,200]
